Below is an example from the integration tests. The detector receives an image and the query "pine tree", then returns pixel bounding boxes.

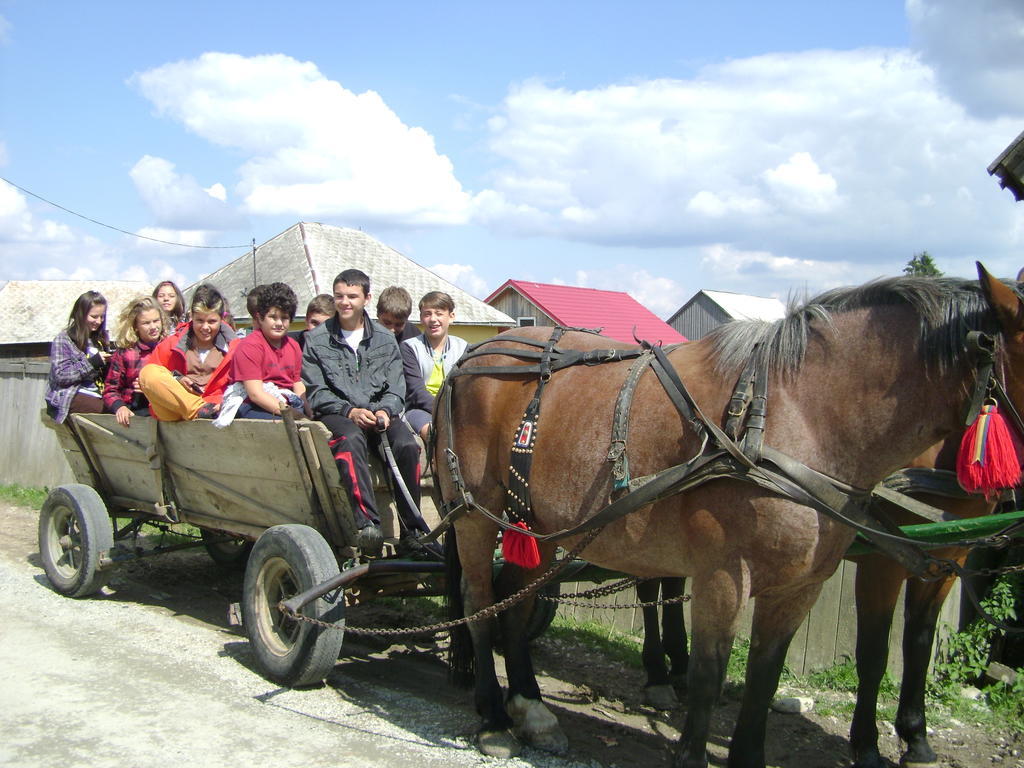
[903,251,942,276]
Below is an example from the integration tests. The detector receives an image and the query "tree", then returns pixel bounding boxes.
[904,251,943,276]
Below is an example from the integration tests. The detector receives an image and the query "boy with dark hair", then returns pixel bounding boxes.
[376,285,418,342]
[230,282,305,419]
[303,269,429,553]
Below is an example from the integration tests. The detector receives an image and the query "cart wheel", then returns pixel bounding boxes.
[242,524,344,687]
[38,484,114,598]
[201,529,254,569]
[525,581,560,640]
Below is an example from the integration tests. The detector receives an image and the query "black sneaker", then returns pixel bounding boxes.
[355,523,384,555]
[397,532,444,561]
[195,402,220,419]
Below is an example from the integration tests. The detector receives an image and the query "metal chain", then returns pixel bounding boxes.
[280,527,605,637]
[968,561,1024,578]
[537,576,692,609]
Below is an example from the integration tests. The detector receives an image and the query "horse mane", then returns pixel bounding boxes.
[706,276,1002,379]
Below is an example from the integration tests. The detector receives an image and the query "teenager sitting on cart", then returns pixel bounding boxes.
[302,269,431,554]
[138,284,239,421]
[400,290,468,442]
[229,282,306,420]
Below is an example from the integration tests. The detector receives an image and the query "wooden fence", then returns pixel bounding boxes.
[0,361,74,488]
[555,559,961,677]
[0,363,961,675]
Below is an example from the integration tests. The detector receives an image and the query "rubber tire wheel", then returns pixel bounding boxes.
[242,524,345,687]
[201,529,254,569]
[38,484,114,598]
[524,581,560,641]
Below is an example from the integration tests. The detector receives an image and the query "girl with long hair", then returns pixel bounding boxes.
[153,280,188,327]
[103,296,169,426]
[45,291,111,423]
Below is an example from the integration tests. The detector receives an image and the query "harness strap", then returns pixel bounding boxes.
[724,356,757,440]
[741,365,768,463]
[504,328,566,526]
[608,351,654,490]
[964,331,997,426]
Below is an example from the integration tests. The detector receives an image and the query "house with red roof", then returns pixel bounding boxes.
[484,279,686,345]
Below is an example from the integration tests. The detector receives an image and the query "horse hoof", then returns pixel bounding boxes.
[507,694,569,754]
[670,672,688,694]
[643,683,679,710]
[478,729,521,758]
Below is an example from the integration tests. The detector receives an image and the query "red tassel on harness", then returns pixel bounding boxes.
[502,522,541,569]
[956,403,1022,497]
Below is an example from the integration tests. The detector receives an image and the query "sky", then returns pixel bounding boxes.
[1,0,1023,318]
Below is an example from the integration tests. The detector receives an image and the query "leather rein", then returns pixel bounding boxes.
[433,327,1024,582]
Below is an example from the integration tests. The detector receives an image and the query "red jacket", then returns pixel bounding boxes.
[148,322,239,404]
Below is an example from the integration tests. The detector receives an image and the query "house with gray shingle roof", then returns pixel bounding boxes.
[0,279,153,358]
[194,222,513,342]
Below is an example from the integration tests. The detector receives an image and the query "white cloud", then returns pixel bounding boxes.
[477,49,1022,271]
[429,262,489,298]
[204,183,227,202]
[761,152,840,214]
[131,52,472,227]
[908,0,1024,119]
[0,15,10,45]
[699,243,864,294]
[129,155,243,230]
[0,180,207,285]
[563,267,684,318]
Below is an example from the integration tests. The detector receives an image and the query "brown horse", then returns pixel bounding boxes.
[848,444,999,768]
[636,453,1003,767]
[436,270,1024,768]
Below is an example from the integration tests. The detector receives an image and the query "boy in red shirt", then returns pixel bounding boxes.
[231,283,305,419]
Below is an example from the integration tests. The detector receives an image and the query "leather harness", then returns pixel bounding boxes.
[433,327,1024,581]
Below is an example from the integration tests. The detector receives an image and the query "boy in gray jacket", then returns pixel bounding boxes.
[303,269,428,552]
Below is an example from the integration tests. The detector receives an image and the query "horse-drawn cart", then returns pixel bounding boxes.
[39,410,563,688]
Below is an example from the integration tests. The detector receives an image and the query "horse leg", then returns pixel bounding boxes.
[498,546,568,754]
[661,577,690,691]
[727,584,824,768]
[894,571,960,768]
[640,578,678,710]
[673,571,747,768]
[452,520,520,757]
[850,555,905,768]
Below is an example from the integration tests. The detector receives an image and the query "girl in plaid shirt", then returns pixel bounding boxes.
[103,296,168,426]
[45,291,111,423]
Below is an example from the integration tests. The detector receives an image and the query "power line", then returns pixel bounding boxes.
[0,176,253,249]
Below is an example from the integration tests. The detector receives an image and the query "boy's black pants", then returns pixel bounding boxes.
[319,414,429,535]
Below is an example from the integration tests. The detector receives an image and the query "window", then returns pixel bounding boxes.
[517,317,536,327]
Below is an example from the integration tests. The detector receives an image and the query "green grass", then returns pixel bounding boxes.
[0,484,48,509]
[545,616,645,668]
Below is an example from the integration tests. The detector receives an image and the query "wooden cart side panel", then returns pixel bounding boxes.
[67,415,162,506]
[157,419,320,533]
[43,413,96,486]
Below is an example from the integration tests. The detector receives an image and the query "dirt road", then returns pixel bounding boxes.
[1,498,1020,767]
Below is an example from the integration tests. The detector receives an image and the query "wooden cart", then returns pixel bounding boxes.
[37,411,527,687]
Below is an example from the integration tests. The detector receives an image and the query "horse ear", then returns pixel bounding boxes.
[977,262,1024,337]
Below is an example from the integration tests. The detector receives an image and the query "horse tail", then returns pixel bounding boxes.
[444,525,475,687]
